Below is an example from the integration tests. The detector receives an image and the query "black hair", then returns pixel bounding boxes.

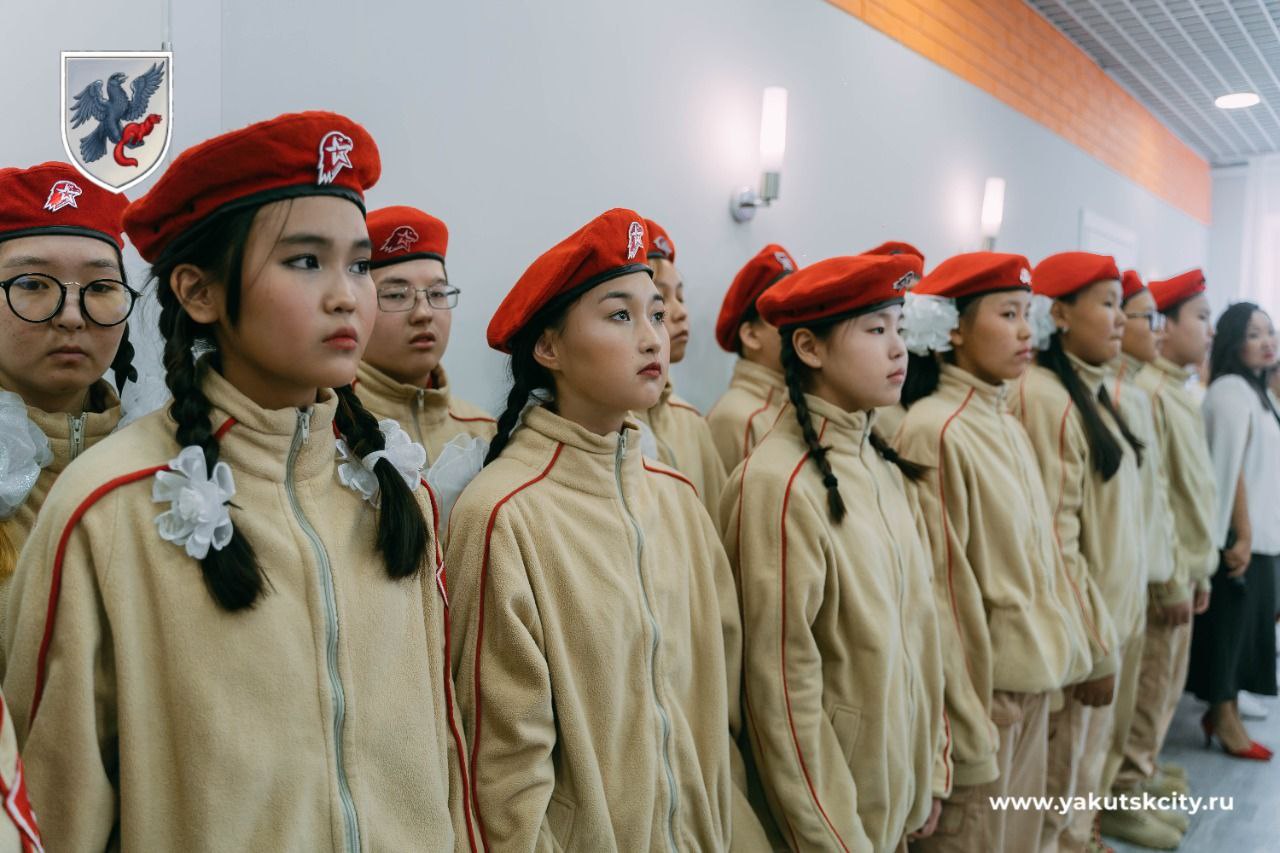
[899,291,1002,408]
[1210,301,1280,428]
[732,302,761,357]
[1035,290,1144,479]
[1159,295,1196,322]
[778,313,925,524]
[108,252,138,393]
[149,200,429,611]
[484,304,568,467]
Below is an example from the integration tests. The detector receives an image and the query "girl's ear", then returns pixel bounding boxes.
[170,263,222,326]
[792,327,824,371]
[738,320,762,355]
[1050,298,1071,333]
[532,327,562,373]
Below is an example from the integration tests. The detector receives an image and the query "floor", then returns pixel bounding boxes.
[1108,685,1280,852]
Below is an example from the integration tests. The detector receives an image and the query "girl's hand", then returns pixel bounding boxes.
[1074,674,1116,707]
[907,798,943,841]
[1193,587,1211,615]
[1224,539,1251,577]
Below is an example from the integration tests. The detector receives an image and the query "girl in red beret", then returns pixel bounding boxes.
[355,205,495,528]
[892,252,1096,852]
[447,209,769,851]
[1100,271,1195,848]
[632,218,728,522]
[720,253,949,851]
[2,113,473,852]
[0,164,136,659]
[706,244,797,472]
[1007,252,1146,852]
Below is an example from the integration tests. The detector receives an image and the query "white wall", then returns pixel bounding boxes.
[3,0,1210,412]
[1207,165,1248,312]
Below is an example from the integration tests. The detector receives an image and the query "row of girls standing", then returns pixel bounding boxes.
[0,104,1270,853]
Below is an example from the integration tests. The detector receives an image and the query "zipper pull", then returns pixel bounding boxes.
[417,389,425,411]
[297,408,311,442]
[68,413,87,460]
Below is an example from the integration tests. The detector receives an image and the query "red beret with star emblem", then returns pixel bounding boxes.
[0,162,128,249]
[714,244,798,351]
[123,111,380,262]
[912,252,1032,299]
[645,218,676,263]
[863,240,925,265]
[487,209,653,353]
[368,206,448,268]
[1149,269,1206,312]
[757,253,922,328]
[1121,269,1146,302]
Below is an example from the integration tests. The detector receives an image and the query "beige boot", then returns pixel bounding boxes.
[1143,769,1190,797]
[1157,761,1188,780]
[1149,806,1190,833]
[1099,808,1183,849]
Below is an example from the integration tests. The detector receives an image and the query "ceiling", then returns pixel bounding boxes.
[1026,0,1280,165]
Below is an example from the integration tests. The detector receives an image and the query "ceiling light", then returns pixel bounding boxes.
[1215,92,1261,109]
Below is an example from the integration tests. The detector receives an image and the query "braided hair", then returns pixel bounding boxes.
[779,317,924,524]
[1036,293,1144,479]
[150,201,429,611]
[484,303,570,467]
[106,252,138,393]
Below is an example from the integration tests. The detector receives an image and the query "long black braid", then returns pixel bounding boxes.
[484,308,564,467]
[780,330,846,523]
[1037,328,1143,480]
[109,322,138,392]
[150,202,429,611]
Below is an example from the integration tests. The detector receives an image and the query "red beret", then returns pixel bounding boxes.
[0,162,128,250]
[487,209,652,353]
[757,254,922,328]
[1149,269,1206,312]
[368,206,448,268]
[913,252,1031,299]
[864,240,925,265]
[645,218,676,263]
[714,244,798,351]
[1032,252,1120,299]
[1121,269,1145,301]
[124,111,380,262]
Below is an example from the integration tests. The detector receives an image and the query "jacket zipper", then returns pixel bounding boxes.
[862,424,920,797]
[614,431,680,853]
[68,412,86,460]
[411,389,428,458]
[286,409,362,852]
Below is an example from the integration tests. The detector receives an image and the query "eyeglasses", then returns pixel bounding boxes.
[1,273,138,327]
[377,284,460,313]
[1124,310,1166,333]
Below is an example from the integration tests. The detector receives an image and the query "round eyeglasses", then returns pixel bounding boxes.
[1,273,138,327]
[377,285,460,313]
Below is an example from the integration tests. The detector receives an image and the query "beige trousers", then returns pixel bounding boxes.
[911,691,1050,853]
[1041,627,1143,852]
[1101,629,1147,795]
[1113,597,1192,791]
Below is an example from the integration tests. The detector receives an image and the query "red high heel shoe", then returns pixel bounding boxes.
[1201,711,1274,760]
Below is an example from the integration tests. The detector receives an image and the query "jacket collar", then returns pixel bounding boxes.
[1066,351,1109,395]
[774,391,873,456]
[511,404,647,499]
[202,368,339,484]
[730,359,786,400]
[356,361,453,426]
[1151,356,1192,385]
[6,379,122,471]
[937,363,1009,412]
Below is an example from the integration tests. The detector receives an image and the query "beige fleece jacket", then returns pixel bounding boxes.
[2,369,472,852]
[706,360,786,472]
[1011,357,1143,674]
[0,380,121,676]
[894,365,1094,787]
[447,405,759,852]
[721,395,949,852]
[1133,358,1218,597]
[354,362,496,463]
[636,382,727,521]
[1109,356,1179,599]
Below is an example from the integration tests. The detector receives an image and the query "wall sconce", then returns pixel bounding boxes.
[731,87,788,223]
[980,177,1005,250]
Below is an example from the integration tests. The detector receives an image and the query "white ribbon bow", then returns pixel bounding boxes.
[1028,294,1058,351]
[0,391,53,519]
[153,446,236,559]
[902,292,960,356]
[337,419,426,506]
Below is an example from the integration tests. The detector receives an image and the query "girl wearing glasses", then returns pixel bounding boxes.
[0,163,136,666]
[356,206,495,468]
[2,114,473,851]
